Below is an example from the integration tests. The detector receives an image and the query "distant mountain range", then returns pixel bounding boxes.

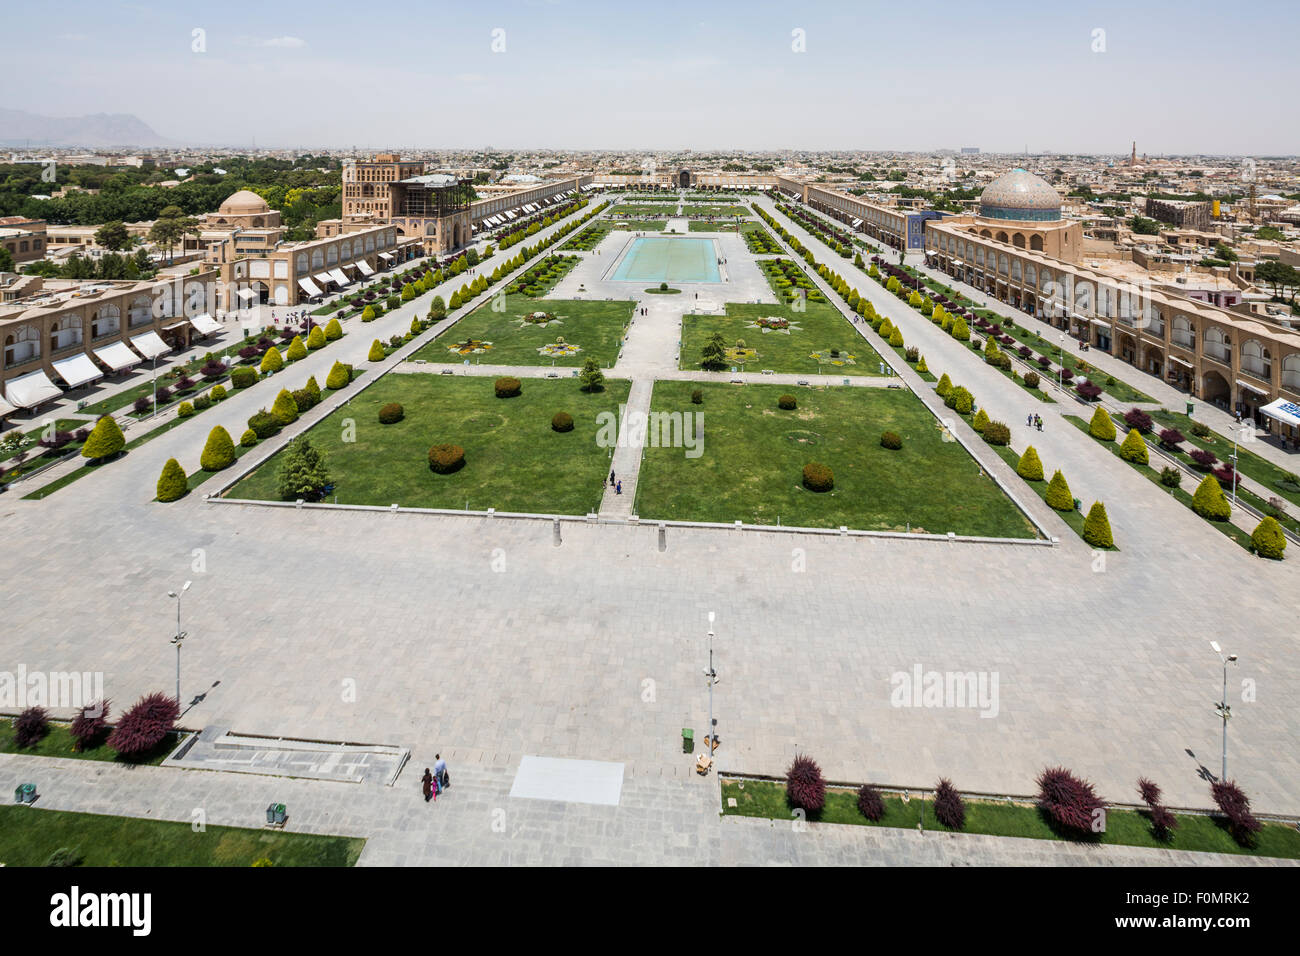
[0,109,168,148]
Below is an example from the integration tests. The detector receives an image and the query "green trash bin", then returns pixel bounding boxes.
[1186,401,1195,417]
[15,783,35,804]
[682,728,694,754]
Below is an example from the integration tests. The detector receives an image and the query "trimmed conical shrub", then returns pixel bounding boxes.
[1119,428,1149,464]
[361,305,376,322]
[950,315,970,341]
[325,361,350,389]
[324,317,342,340]
[889,327,904,347]
[1017,445,1045,481]
[916,355,928,373]
[1083,501,1114,548]
[286,334,307,361]
[200,425,236,472]
[304,376,321,402]
[1251,516,1286,560]
[1045,469,1074,511]
[156,458,188,501]
[935,373,952,398]
[81,415,125,460]
[368,339,386,362]
[1191,474,1231,520]
[1088,406,1116,441]
[260,345,283,374]
[972,408,990,434]
[240,428,258,447]
[271,388,299,426]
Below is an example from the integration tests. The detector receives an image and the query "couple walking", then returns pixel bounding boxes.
[420,754,450,803]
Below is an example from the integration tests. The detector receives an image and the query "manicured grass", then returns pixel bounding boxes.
[1063,414,1255,551]
[504,253,582,296]
[563,222,616,250]
[0,805,364,866]
[0,720,179,765]
[1153,409,1300,509]
[609,204,678,216]
[644,287,681,295]
[413,295,632,368]
[609,219,668,232]
[681,301,886,376]
[228,375,630,515]
[636,381,1037,537]
[721,778,1300,859]
[681,205,747,217]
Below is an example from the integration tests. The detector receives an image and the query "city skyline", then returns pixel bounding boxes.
[2,0,1298,155]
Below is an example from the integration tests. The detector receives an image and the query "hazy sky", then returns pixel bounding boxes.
[4,0,1298,154]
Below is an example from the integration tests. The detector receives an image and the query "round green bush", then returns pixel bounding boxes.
[428,443,465,474]
[1023,371,1040,389]
[156,458,188,502]
[494,376,522,398]
[378,403,405,424]
[551,411,574,432]
[240,429,259,448]
[176,401,195,418]
[1251,516,1286,560]
[200,425,236,472]
[210,384,227,401]
[690,389,703,405]
[983,421,1011,446]
[880,431,902,450]
[231,366,257,389]
[778,394,797,410]
[802,462,834,492]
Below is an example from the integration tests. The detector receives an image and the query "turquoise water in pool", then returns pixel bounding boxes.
[610,237,720,283]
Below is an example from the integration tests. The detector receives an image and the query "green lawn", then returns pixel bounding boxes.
[681,301,886,375]
[228,375,629,515]
[636,381,1038,537]
[0,805,363,866]
[412,295,632,368]
[0,721,179,765]
[722,779,1300,859]
[681,205,748,217]
[609,204,677,216]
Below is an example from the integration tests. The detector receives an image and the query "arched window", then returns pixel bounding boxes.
[4,324,41,365]
[50,314,83,352]
[1173,315,1194,349]
[340,239,351,260]
[1030,235,1044,251]
[1282,353,1300,390]
[998,254,1008,276]
[1039,268,1052,290]
[326,245,338,266]
[975,247,985,266]
[1240,339,1269,378]
[1011,260,1022,281]
[92,304,121,339]
[365,234,375,252]
[311,249,324,269]
[129,296,152,327]
[1012,233,1026,248]
[296,253,308,274]
[1204,327,1230,363]
[996,231,1009,244]
[1025,264,1037,287]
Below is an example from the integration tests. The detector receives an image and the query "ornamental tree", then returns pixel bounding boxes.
[1088,406,1116,441]
[277,436,331,501]
[81,415,125,461]
[286,334,307,361]
[1119,428,1149,465]
[260,345,284,374]
[108,692,180,759]
[200,425,236,472]
[1191,474,1231,520]
[1083,501,1114,548]
[1017,445,1045,481]
[1251,516,1286,559]
[1045,469,1074,511]
[271,389,299,427]
[368,339,386,362]
[156,457,188,501]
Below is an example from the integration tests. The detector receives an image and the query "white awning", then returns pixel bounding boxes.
[504,210,516,219]
[130,330,171,359]
[1260,397,1300,429]
[3,369,62,408]
[1167,354,1193,369]
[52,351,103,387]
[1236,379,1269,396]
[189,313,223,336]
[1089,316,1110,327]
[356,260,374,276]
[313,272,334,286]
[93,340,141,371]
[378,252,394,261]
[236,287,258,303]
[328,268,350,287]
[852,218,863,228]
[298,277,324,297]
[0,393,15,417]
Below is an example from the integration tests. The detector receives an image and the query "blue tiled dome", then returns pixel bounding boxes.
[979,169,1061,222]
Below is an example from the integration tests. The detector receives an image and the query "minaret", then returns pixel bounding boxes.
[1130,141,1137,167]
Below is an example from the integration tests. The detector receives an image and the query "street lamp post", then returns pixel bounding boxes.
[151,355,159,419]
[1210,641,1238,783]
[1229,424,1244,508]
[1058,333,1065,390]
[705,611,718,756]
[168,581,191,704]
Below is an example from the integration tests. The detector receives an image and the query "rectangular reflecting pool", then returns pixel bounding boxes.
[610,236,721,284]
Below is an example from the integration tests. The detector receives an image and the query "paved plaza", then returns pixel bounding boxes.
[2,194,1298,866]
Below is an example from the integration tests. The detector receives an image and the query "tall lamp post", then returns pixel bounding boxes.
[1210,641,1238,783]
[1228,423,1245,508]
[1058,333,1065,390]
[705,611,718,756]
[168,581,191,704]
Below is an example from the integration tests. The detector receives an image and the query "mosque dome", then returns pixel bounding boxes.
[979,169,1061,222]
[218,190,271,215]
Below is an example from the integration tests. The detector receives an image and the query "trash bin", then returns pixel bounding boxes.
[1073,498,1082,512]
[14,783,35,804]
[682,728,694,754]
[272,803,286,825]
[1186,401,1195,417]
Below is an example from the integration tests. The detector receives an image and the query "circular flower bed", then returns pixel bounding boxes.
[802,462,834,492]
[428,444,465,474]
[378,402,404,424]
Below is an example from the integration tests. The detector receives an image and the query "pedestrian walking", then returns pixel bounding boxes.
[421,768,434,803]
[434,753,449,791]
[610,469,615,485]
[1027,413,1033,426]
[616,480,622,495]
